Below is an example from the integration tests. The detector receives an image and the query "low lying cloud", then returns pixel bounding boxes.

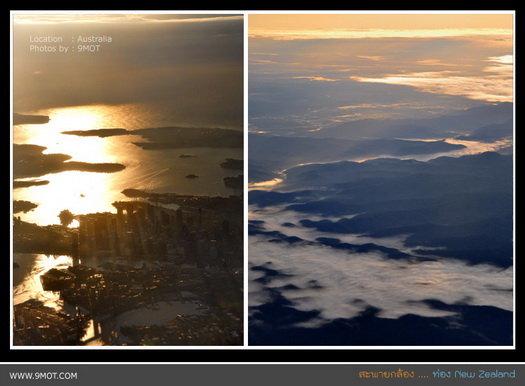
[291,76,338,82]
[350,54,513,102]
[357,55,385,61]
[248,27,512,41]
[249,205,513,323]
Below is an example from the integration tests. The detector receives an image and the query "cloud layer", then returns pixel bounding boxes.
[249,14,513,133]
[249,206,513,323]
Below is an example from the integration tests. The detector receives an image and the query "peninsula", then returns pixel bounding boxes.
[13,144,125,179]
[13,113,50,125]
[60,126,243,149]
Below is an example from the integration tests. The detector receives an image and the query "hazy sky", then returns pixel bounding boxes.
[248,12,513,133]
[12,13,244,127]
[249,13,512,36]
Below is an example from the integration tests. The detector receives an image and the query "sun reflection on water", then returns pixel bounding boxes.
[14,105,118,163]
[13,103,244,226]
[13,254,73,311]
[13,105,130,225]
[16,171,118,225]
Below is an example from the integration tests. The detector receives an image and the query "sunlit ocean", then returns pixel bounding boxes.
[12,102,243,226]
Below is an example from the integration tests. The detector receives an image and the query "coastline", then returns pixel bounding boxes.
[12,190,244,346]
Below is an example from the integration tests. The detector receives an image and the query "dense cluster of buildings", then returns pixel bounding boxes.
[76,200,243,271]
[14,198,243,346]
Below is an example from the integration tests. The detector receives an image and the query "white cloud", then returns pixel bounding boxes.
[249,28,512,40]
[357,55,385,61]
[350,57,513,102]
[291,76,338,82]
[249,206,513,323]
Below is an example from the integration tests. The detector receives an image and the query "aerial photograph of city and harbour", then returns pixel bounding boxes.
[248,12,514,346]
[11,12,244,346]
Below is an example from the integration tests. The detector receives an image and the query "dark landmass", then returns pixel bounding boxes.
[454,119,513,143]
[13,179,50,189]
[249,134,465,182]
[248,152,514,346]
[251,263,294,285]
[120,188,242,217]
[248,165,282,185]
[249,102,512,183]
[133,126,243,150]
[13,217,75,255]
[58,126,243,149]
[308,102,513,140]
[248,103,513,347]
[120,188,154,199]
[13,113,50,125]
[62,128,129,137]
[248,285,513,346]
[281,151,511,189]
[13,144,126,179]
[185,174,199,179]
[180,154,196,158]
[65,161,126,174]
[249,190,318,208]
[251,152,513,268]
[13,200,38,214]
[251,227,305,245]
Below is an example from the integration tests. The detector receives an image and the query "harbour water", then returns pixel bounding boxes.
[13,103,244,226]
[13,253,73,311]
